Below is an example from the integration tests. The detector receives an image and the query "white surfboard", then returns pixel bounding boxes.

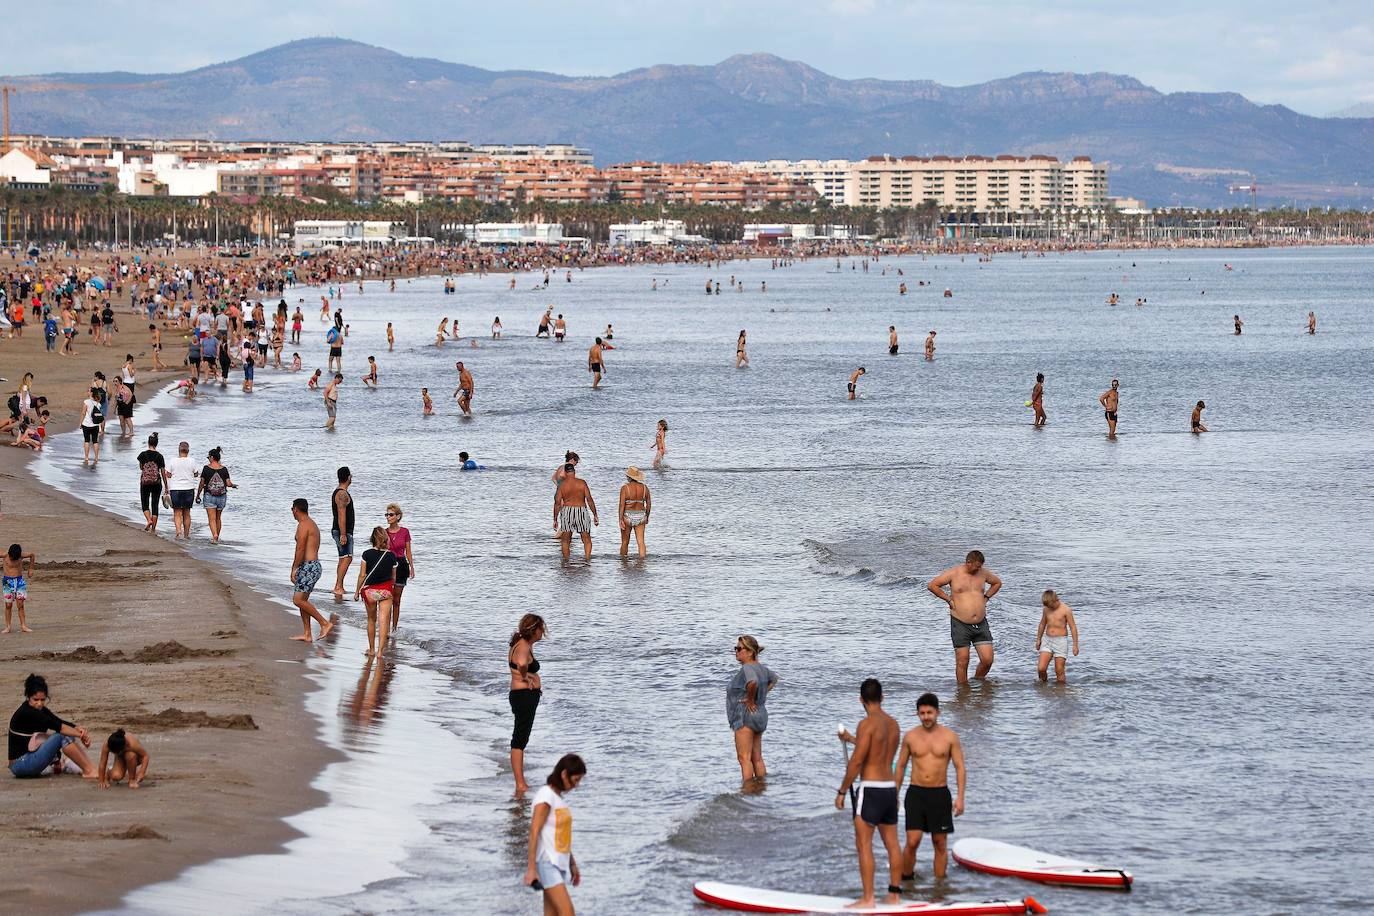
[692,882,1046,914]
[951,838,1132,890]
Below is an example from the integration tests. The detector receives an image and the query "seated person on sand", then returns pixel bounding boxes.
[7,673,98,778]
[98,728,151,789]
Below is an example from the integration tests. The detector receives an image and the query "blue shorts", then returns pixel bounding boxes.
[331,529,354,557]
[293,560,322,595]
[202,493,227,511]
[537,860,572,889]
[170,489,195,510]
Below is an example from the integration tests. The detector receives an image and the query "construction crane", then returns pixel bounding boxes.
[1228,178,1259,210]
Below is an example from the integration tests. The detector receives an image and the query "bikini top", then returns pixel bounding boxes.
[509,646,540,675]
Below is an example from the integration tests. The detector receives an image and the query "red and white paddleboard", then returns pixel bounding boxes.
[952,838,1133,890]
[692,882,1047,915]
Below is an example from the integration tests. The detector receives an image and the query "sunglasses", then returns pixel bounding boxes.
[734,646,747,653]
[384,512,397,517]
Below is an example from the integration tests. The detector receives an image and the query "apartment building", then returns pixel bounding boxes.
[846,155,1107,211]
[735,159,854,204]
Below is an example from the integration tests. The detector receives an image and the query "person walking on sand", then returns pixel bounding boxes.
[135,432,166,533]
[453,361,474,416]
[618,467,652,559]
[554,462,598,561]
[324,373,342,429]
[927,550,1002,685]
[1099,378,1120,438]
[1191,400,1209,433]
[728,635,777,784]
[588,338,606,389]
[195,447,236,545]
[508,613,545,794]
[330,466,355,598]
[651,420,668,468]
[353,527,396,658]
[895,693,965,880]
[836,678,904,909]
[1031,372,1046,428]
[1035,590,1080,683]
[167,441,198,540]
[736,330,750,368]
[288,498,333,642]
[848,367,866,400]
[7,674,97,778]
[384,504,414,633]
[2,544,36,634]
[889,326,899,355]
[522,753,586,913]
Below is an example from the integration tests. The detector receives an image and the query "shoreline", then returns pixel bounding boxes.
[0,328,340,912]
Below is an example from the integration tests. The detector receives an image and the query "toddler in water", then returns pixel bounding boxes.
[307,369,322,390]
[1035,590,1079,683]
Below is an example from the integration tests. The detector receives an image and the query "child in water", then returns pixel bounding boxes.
[422,388,433,415]
[98,728,151,789]
[362,356,378,388]
[1035,590,1080,683]
[307,369,322,390]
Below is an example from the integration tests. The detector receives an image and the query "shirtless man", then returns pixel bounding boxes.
[537,307,553,338]
[324,373,342,430]
[895,693,965,879]
[1035,590,1080,683]
[288,498,333,642]
[589,338,607,390]
[924,331,936,361]
[554,314,567,342]
[1031,373,1046,427]
[836,678,904,909]
[848,367,866,400]
[1099,378,1120,438]
[453,361,474,416]
[927,550,1002,685]
[553,463,599,561]
[1191,400,1208,433]
[888,326,899,356]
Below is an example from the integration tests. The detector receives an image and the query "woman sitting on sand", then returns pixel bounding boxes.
[8,673,97,779]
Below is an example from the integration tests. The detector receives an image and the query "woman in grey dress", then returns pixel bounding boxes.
[727,635,778,783]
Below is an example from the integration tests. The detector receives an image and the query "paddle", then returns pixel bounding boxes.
[837,722,856,807]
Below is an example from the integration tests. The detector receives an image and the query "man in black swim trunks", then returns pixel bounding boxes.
[895,693,965,879]
[1099,378,1120,437]
[836,678,904,908]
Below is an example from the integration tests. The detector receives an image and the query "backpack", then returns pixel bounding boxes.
[140,457,160,485]
[90,401,104,425]
[206,469,227,496]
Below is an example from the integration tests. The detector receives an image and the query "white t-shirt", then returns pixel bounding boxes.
[532,785,572,869]
[167,455,200,491]
[80,398,99,427]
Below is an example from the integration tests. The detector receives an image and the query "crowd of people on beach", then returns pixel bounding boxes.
[1,238,1332,914]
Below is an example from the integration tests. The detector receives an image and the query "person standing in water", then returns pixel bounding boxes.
[1031,373,1046,428]
[651,420,667,468]
[588,338,606,389]
[288,498,333,642]
[330,467,355,598]
[848,367,866,400]
[384,504,414,633]
[353,527,396,658]
[1307,310,1317,335]
[836,678,904,909]
[618,466,652,559]
[727,634,777,784]
[889,326,899,355]
[1233,314,1244,335]
[927,550,1002,686]
[522,754,586,912]
[453,361,474,416]
[736,330,750,368]
[1099,378,1120,438]
[894,693,965,880]
[924,331,936,360]
[554,463,598,561]
[508,613,545,794]
[1035,590,1080,683]
[1191,400,1208,433]
[324,373,342,430]
[135,433,166,533]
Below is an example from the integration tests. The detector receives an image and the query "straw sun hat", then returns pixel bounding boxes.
[626,466,646,483]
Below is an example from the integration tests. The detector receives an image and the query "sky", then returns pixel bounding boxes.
[6,0,1374,116]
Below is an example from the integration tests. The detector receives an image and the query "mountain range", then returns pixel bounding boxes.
[7,37,1374,208]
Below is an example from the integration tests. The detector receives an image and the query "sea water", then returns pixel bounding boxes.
[38,247,1374,914]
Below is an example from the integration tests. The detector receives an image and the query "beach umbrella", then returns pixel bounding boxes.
[87,277,107,291]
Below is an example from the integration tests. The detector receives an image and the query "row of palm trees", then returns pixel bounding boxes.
[2,184,1372,248]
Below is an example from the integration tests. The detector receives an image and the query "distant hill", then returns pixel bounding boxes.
[7,37,1374,207]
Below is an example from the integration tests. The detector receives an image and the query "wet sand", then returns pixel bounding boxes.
[0,328,336,913]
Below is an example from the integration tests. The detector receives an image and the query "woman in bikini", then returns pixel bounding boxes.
[736,329,750,368]
[508,613,545,794]
[618,466,652,559]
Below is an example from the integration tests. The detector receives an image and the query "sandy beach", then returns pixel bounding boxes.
[0,327,336,913]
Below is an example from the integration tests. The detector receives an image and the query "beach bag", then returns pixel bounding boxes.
[326,327,339,345]
[90,403,104,425]
[139,457,160,485]
[207,470,227,497]
[161,490,171,510]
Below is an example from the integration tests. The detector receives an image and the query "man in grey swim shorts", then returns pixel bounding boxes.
[927,550,1002,685]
